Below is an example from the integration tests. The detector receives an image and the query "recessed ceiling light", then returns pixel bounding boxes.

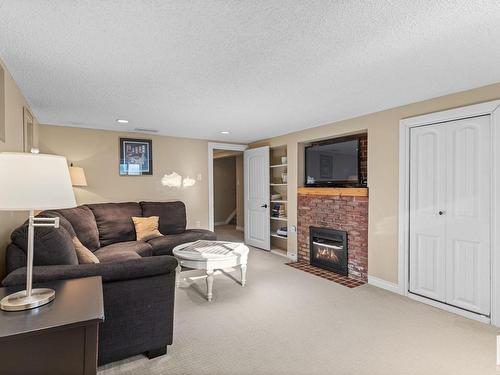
[116,119,129,124]
[220,131,230,134]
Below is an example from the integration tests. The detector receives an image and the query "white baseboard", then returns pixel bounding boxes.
[215,209,237,227]
[369,277,491,325]
[236,226,244,232]
[225,209,236,224]
[408,292,490,324]
[368,275,403,295]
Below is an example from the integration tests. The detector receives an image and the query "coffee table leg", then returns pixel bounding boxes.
[240,264,247,287]
[175,264,181,288]
[206,270,214,302]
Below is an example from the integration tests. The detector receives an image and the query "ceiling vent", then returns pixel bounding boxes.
[134,128,159,133]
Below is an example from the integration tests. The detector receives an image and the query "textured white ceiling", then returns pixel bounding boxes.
[1,1,500,143]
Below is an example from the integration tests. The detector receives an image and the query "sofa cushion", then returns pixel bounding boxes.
[72,237,100,264]
[94,251,142,263]
[10,224,78,266]
[140,201,187,235]
[93,241,153,263]
[52,206,100,251]
[132,216,163,241]
[38,211,77,238]
[5,244,27,274]
[87,202,142,246]
[147,229,217,256]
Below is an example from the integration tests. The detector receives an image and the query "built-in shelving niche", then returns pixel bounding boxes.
[270,145,288,257]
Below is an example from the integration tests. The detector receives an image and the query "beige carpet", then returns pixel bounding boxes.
[99,225,499,375]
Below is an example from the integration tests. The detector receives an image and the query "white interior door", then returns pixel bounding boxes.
[244,146,270,250]
[444,116,491,315]
[409,115,491,316]
[409,123,447,301]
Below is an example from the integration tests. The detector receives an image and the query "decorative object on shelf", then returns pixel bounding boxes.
[23,107,36,153]
[69,163,88,187]
[272,203,287,218]
[119,137,153,176]
[276,226,288,237]
[281,156,287,164]
[271,193,282,200]
[0,152,76,311]
[281,172,288,183]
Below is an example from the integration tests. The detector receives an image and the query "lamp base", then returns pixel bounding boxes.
[0,288,55,311]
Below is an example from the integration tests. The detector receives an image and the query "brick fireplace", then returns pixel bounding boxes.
[297,188,368,282]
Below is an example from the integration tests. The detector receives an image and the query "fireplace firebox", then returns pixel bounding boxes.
[309,227,348,276]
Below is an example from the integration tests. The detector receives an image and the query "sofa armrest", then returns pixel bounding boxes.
[185,228,217,239]
[2,255,178,287]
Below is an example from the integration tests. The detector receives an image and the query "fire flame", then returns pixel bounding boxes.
[316,247,339,262]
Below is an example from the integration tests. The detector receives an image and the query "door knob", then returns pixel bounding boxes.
[438,210,445,216]
[261,204,268,208]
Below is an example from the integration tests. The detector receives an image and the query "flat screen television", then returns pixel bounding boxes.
[305,137,362,187]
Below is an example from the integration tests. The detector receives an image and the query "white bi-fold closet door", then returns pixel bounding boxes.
[409,115,491,316]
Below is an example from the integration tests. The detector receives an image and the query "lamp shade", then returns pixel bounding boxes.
[69,166,88,187]
[0,152,76,210]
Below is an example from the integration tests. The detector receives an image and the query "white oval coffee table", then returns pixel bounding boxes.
[172,241,249,302]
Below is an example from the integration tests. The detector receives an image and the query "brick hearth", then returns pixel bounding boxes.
[297,191,368,282]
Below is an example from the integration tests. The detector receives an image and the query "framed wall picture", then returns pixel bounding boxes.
[119,138,153,176]
[23,107,35,152]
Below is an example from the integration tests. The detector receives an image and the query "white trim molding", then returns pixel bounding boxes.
[368,275,402,295]
[398,99,500,327]
[214,209,237,226]
[408,293,490,325]
[208,142,248,232]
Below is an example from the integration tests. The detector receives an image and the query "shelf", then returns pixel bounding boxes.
[270,145,288,256]
[271,217,287,221]
[298,187,368,197]
[270,164,288,168]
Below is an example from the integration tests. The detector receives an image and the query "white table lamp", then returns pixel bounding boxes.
[0,152,76,311]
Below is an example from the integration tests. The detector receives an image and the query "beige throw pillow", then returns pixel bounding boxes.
[132,216,163,241]
[72,236,100,264]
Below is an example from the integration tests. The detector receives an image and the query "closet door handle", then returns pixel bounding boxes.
[438,210,445,216]
[261,204,268,209]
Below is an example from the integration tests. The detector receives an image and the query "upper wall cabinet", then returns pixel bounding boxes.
[0,65,5,142]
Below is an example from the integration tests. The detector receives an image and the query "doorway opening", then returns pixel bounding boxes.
[213,150,244,238]
[208,143,247,234]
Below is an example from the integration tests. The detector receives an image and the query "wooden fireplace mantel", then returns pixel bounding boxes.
[297,187,368,197]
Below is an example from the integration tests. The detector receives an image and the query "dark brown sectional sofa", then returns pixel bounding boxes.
[2,201,216,365]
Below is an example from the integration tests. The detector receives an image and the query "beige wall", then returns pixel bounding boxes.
[214,156,236,223]
[236,154,244,229]
[0,58,39,277]
[0,64,5,141]
[39,125,210,230]
[252,82,500,284]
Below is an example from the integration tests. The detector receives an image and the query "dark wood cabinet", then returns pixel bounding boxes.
[0,277,104,375]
